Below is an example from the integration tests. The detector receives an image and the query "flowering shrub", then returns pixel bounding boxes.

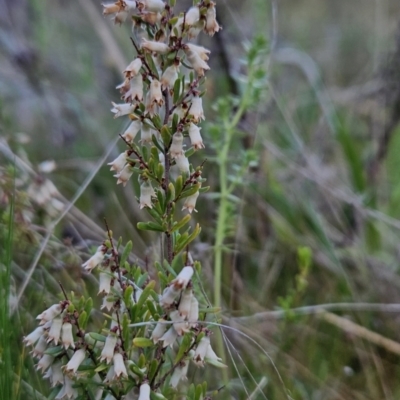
[23,1,225,399]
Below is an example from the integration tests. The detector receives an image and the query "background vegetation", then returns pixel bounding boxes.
[2,0,400,398]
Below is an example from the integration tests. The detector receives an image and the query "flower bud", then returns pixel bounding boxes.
[188,295,199,327]
[189,97,205,123]
[141,124,156,143]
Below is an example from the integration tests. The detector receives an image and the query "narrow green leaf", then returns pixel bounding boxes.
[133,337,154,347]
[170,214,191,233]
[120,241,133,268]
[173,76,181,104]
[137,221,165,232]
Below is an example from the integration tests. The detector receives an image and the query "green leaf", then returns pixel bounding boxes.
[198,186,210,193]
[148,359,159,381]
[78,310,88,329]
[170,214,191,233]
[44,346,64,356]
[167,182,175,204]
[137,221,165,232]
[136,281,156,312]
[89,332,107,342]
[205,357,228,369]
[180,183,200,199]
[174,333,192,363]
[133,337,154,347]
[124,285,134,308]
[120,240,133,267]
[174,175,183,197]
[161,125,172,147]
[173,77,181,104]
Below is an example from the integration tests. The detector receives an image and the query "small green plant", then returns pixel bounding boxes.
[23,1,226,399]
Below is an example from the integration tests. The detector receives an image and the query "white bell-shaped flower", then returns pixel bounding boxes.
[36,304,62,325]
[113,353,128,378]
[124,58,142,79]
[111,102,135,118]
[100,334,117,364]
[122,120,142,142]
[141,38,169,54]
[82,245,105,272]
[139,181,155,209]
[47,317,62,345]
[114,164,134,187]
[65,348,86,374]
[182,191,199,214]
[61,322,75,350]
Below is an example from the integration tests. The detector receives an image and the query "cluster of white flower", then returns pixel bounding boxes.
[24,1,224,398]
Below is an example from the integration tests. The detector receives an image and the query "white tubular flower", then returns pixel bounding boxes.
[100,334,117,364]
[141,38,169,54]
[144,91,159,117]
[102,3,120,15]
[185,48,210,76]
[194,335,210,366]
[182,191,199,214]
[178,288,192,317]
[108,151,127,173]
[24,326,45,346]
[104,365,115,383]
[151,319,167,343]
[115,164,134,186]
[61,322,75,350]
[98,272,112,295]
[170,360,189,388]
[36,354,54,373]
[123,120,142,142]
[188,296,199,327]
[124,0,137,11]
[169,132,184,159]
[49,361,64,387]
[149,79,164,106]
[185,6,200,26]
[55,375,78,399]
[31,336,48,358]
[124,58,142,79]
[205,343,222,362]
[205,2,220,36]
[160,326,178,348]
[37,304,62,325]
[124,74,143,102]
[161,64,179,90]
[160,285,181,308]
[190,97,205,123]
[113,353,128,378]
[141,124,156,143]
[170,105,186,122]
[115,10,129,24]
[175,155,190,174]
[172,266,193,290]
[188,122,204,149]
[140,0,165,13]
[139,181,155,209]
[116,78,130,94]
[47,317,62,345]
[138,382,151,400]
[82,245,106,272]
[111,102,135,118]
[141,11,162,25]
[188,20,205,40]
[101,297,114,312]
[186,43,210,61]
[65,348,86,374]
[170,310,189,336]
